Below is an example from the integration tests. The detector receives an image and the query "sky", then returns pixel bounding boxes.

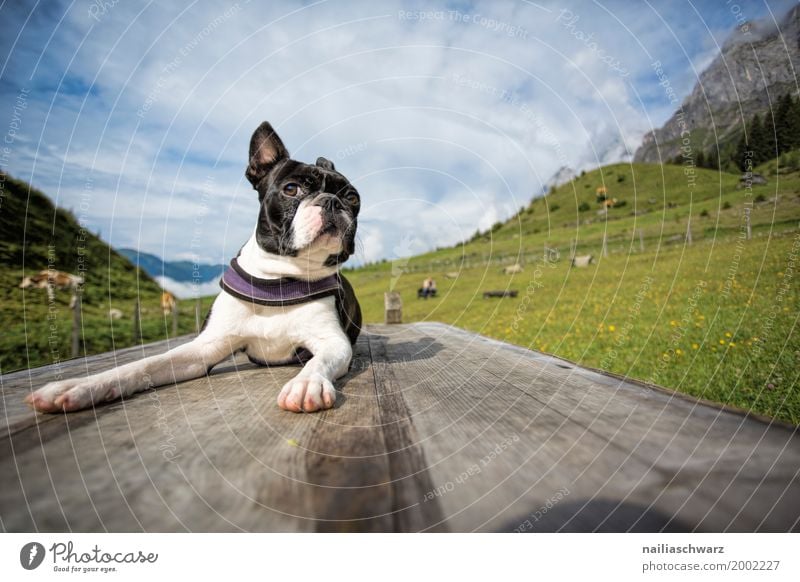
[0,0,796,274]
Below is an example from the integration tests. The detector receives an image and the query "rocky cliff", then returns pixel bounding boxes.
[634,6,800,163]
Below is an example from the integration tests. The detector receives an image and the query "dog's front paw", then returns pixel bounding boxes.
[25,379,119,413]
[277,373,336,413]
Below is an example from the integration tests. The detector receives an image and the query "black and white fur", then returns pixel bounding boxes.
[26,122,362,414]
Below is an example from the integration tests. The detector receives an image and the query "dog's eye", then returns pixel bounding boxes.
[282,183,301,196]
[344,192,359,206]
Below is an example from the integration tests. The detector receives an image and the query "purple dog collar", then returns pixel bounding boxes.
[220,257,341,307]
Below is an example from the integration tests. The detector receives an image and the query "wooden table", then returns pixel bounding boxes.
[1,323,798,532]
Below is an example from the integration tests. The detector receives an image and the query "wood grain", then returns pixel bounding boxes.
[0,323,797,532]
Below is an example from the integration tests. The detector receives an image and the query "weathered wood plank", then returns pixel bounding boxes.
[368,333,448,532]
[381,323,800,532]
[303,334,395,532]
[1,323,797,532]
[0,335,196,438]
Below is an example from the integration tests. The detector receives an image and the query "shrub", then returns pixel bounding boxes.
[700,209,710,217]
[578,202,591,212]
[722,201,731,209]
[549,204,560,212]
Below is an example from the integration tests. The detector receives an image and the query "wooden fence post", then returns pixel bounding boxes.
[384,292,402,324]
[745,210,752,240]
[133,298,142,343]
[71,289,81,358]
[172,301,179,337]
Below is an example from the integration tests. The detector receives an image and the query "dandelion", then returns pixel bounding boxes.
[692,343,699,349]
[608,325,616,332]
[670,320,677,326]
[729,342,736,347]
[676,349,683,355]
[725,332,732,338]
[719,339,726,345]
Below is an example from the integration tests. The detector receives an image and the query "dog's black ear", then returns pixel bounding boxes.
[246,122,289,187]
[316,157,335,171]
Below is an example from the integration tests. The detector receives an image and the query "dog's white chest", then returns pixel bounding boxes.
[210,291,342,365]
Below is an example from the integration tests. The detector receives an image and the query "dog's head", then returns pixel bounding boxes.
[245,122,359,268]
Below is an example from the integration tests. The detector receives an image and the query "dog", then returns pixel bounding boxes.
[26,121,362,414]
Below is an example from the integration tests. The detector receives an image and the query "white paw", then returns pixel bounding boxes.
[25,378,120,413]
[277,373,336,413]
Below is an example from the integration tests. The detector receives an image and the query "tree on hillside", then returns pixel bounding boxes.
[763,108,778,160]
[735,131,750,171]
[706,143,720,170]
[696,150,706,168]
[749,113,770,166]
[775,93,800,154]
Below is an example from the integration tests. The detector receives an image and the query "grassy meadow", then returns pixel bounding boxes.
[0,267,216,373]
[1,162,797,424]
[346,162,800,424]
[0,173,216,372]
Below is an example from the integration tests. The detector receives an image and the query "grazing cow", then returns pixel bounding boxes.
[503,263,523,275]
[19,270,83,307]
[161,290,176,316]
[603,197,618,209]
[571,254,594,268]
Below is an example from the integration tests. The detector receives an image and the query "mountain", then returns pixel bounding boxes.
[118,248,225,298]
[634,6,800,163]
[0,172,160,304]
[543,166,578,193]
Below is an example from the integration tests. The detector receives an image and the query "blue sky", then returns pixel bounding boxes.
[0,0,796,274]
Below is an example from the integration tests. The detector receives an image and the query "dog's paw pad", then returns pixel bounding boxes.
[26,380,79,413]
[27,380,119,413]
[278,374,336,413]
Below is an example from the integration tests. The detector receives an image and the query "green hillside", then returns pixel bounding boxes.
[346,162,800,424]
[0,173,210,372]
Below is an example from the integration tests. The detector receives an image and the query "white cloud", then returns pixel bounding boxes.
[2,0,789,267]
[155,275,221,300]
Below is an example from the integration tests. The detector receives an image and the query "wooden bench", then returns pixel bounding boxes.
[1,323,798,532]
[483,290,519,298]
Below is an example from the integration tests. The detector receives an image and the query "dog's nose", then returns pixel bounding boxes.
[322,195,343,211]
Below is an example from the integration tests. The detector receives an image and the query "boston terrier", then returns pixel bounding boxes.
[26,122,362,414]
